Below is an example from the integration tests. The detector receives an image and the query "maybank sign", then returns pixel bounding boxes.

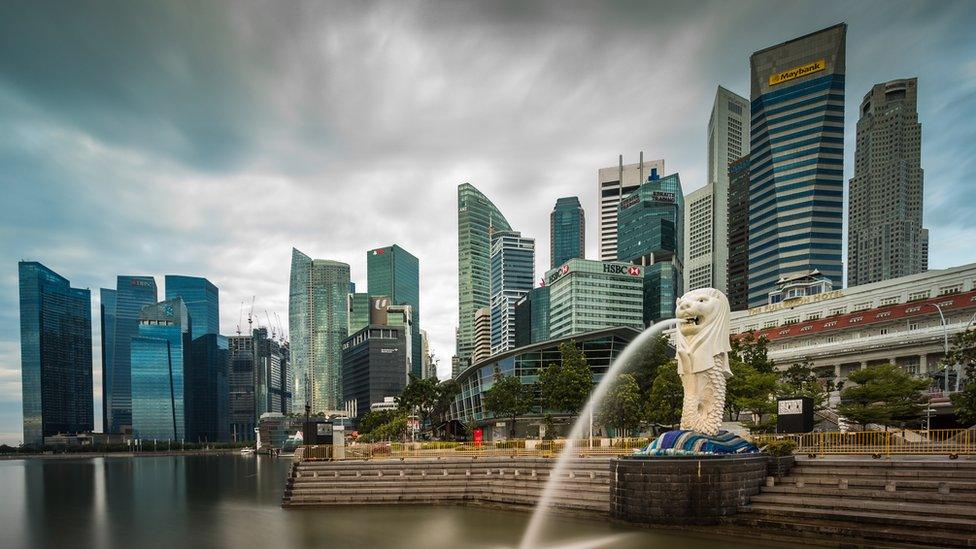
[768,59,826,86]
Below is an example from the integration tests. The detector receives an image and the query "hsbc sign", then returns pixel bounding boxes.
[603,263,642,276]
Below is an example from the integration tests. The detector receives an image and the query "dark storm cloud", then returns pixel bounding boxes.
[1,0,974,443]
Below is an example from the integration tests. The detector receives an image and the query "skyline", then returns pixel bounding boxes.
[2,1,976,444]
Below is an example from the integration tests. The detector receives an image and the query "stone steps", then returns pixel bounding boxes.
[762,484,976,505]
[750,493,976,519]
[778,475,976,493]
[746,503,976,533]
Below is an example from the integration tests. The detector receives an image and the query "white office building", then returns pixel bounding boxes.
[598,154,665,261]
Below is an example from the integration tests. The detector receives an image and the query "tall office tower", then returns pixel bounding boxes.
[472,307,492,365]
[289,249,350,412]
[457,183,513,361]
[131,298,191,441]
[348,292,369,333]
[103,275,157,433]
[848,78,928,286]
[597,154,665,261]
[513,285,550,347]
[254,327,289,417]
[99,288,116,433]
[18,262,93,447]
[227,334,255,442]
[341,323,409,424]
[489,230,535,355]
[367,245,422,378]
[545,259,644,338]
[186,333,229,442]
[386,304,415,381]
[727,155,752,311]
[451,355,465,380]
[617,171,685,323]
[164,275,218,340]
[685,87,751,293]
[419,330,436,380]
[748,24,847,308]
[550,197,584,269]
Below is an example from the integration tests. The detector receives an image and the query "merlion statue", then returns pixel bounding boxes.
[674,288,732,436]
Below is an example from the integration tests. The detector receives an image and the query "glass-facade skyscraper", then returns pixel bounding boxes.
[489,230,535,355]
[164,275,219,340]
[99,288,116,433]
[102,275,157,433]
[367,245,422,378]
[457,183,513,361]
[545,259,644,339]
[617,170,684,324]
[550,197,584,270]
[289,248,350,412]
[131,298,190,441]
[19,262,93,447]
[186,333,229,442]
[748,24,846,308]
[727,155,752,312]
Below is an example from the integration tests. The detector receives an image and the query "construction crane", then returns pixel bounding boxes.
[275,312,285,343]
[265,310,274,339]
[236,299,245,335]
[247,296,255,335]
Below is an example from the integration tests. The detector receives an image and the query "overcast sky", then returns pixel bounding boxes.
[1,0,974,444]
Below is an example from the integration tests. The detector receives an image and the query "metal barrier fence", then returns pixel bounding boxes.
[750,429,976,456]
[299,438,652,461]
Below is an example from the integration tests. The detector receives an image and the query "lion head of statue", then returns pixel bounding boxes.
[674,288,732,356]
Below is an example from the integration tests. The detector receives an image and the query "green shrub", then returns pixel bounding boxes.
[763,439,796,456]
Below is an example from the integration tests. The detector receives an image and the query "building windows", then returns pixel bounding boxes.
[908,290,930,301]
[852,302,871,312]
[784,317,800,325]
[805,313,822,321]
[908,321,919,330]
[939,284,963,296]
[876,311,891,319]
[829,307,846,316]
[850,316,863,323]
[763,321,777,329]
[880,296,900,306]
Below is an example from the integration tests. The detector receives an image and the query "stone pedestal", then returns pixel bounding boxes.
[609,454,766,525]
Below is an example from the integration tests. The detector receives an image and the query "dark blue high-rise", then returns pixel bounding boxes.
[550,197,585,269]
[165,275,219,340]
[102,275,157,433]
[19,262,93,447]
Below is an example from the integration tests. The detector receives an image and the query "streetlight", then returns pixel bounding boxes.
[928,303,950,394]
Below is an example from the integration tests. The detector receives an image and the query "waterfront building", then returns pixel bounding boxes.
[748,24,847,308]
[103,275,157,433]
[727,155,752,311]
[99,288,116,433]
[489,230,535,355]
[597,154,665,261]
[514,286,551,348]
[289,248,350,412]
[848,78,928,287]
[254,327,290,417]
[131,299,190,441]
[616,170,684,323]
[186,333,229,442]
[449,327,640,436]
[367,244,422,377]
[472,307,491,365]
[457,183,513,361]
[18,262,93,447]
[227,333,255,442]
[730,262,976,394]
[545,259,644,339]
[685,87,750,293]
[348,292,369,334]
[550,197,585,269]
[341,324,410,424]
[164,275,218,340]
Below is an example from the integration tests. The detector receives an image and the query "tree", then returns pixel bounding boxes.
[596,373,642,438]
[482,372,534,438]
[949,329,976,426]
[727,359,778,431]
[538,341,593,415]
[779,361,829,411]
[628,334,672,400]
[644,360,683,428]
[731,331,776,374]
[837,364,930,429]
[397,375,438,427]
[431,379,461,429]
[358,409,397,435]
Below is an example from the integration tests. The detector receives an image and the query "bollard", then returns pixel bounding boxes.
[466,469,471,477]
[939,482,950,495]
[531,469,537,478]
[589,472,595,479]
[766,476,775,487]
[400,470,404,477]
[838,478,848,489]
[356,471,361,477]
[795,478,804,488]
[334,471,339,478]
[443,469,448,476]
[885,481,896,493]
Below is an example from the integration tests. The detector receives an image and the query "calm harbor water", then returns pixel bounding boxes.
[0,454,768,549]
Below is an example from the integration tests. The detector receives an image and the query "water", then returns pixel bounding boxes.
[520,319,678,549]
[0,453,765,549]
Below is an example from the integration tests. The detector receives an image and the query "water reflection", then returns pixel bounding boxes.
[0,455,768,549]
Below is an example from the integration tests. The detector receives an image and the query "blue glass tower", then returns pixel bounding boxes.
[131,298,190,441]
[99,288,116,433]
[747,24,846,307]
[550,197,585,269]
[617,170,684,324]
[367,245,422,378]
[19,262,93,447]
[489,230,535,354]
[186,333,229,442]
[103,275,157,433]
[165,275,218,340]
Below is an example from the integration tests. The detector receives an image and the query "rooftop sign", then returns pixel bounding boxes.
[769,59,826,86]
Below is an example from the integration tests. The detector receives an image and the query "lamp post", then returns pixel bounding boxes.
[928,303,950,394]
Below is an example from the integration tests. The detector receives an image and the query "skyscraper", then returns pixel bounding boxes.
[545,259,644,338]
[348,292,369,334]
[103,275,157,433]
[473,307,491,365]
[288,248,350,412]
[489,230,535,355]
[186,333,229,442]
[131,298,190,441]
[254,327,290,417]
[550,197,584,269]
[227,333,255,442]
[19,262,93,447]
[367,245,421,378]
[164,275,219,340]
[727,155,752,311]
[617,171,685,323]
[685,87,750,293]
[748,24,846,308]
[848,78,928,286]
[341,323,409,424]
[99,288,116,433]
[457,183,513,361]
[597,155,665,261]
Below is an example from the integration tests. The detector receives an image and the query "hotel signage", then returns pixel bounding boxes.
[768,59,826,86]
[748,289,844,316]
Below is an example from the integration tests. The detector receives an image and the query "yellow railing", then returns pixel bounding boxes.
[750,429,976,456]
[299,438,651,461]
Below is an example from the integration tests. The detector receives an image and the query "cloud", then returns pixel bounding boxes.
[1,0,975,443]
